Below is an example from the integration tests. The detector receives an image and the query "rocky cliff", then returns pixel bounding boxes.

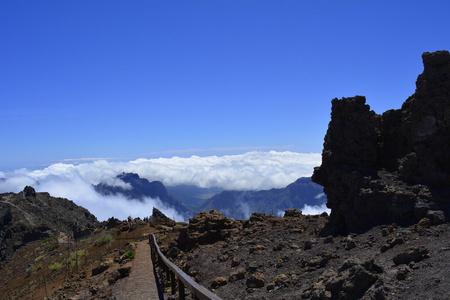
[313,50,450,234]
[0,186,98,264]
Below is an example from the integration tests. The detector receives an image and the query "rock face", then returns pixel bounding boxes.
[177,210,240,251]
[149,207,176,227]
[313,50,450,234]
[0,187,98,264]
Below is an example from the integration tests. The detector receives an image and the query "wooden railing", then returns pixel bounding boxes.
[149,233,222,300]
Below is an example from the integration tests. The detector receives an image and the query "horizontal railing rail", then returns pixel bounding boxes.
[150,233,222,300]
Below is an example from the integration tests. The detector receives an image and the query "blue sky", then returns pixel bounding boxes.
[1,0,449,171]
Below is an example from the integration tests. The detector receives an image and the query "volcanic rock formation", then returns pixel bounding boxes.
[313,50,450,234]
[149,207,176,227]
[0,186,98,264]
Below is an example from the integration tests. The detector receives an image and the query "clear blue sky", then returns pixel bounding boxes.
[1,0,449,171]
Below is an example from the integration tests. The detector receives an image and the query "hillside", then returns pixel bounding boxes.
[165,184,224,210]
[0,186,98,265]
[199,177,325,219]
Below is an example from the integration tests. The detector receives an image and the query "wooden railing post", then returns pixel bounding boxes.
[178,278,185,300]
[150,233,222,300]
[170,270,176,295]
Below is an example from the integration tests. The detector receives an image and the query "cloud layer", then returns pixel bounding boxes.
[0,151,322,221]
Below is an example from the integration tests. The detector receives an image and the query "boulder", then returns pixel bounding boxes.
[284,208,303,218]
[211,277,228,289]
[177,210,239,250]
[393,245,429,265]
[302,258,382,299]
[246,272,265,288]
[229,268,246,282]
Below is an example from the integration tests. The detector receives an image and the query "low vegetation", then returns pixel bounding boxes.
[98,233,114,249]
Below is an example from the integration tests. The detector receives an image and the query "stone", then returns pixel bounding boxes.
[396,268,410,280]
[303,258,381,299]
[104,217,122,229]
[344,237,357,250]
[393,246,429,265]
[380,237,404,252]
[231,257,241,267]
[23,186,36,198]
[91,260,112,276]
[284,208,302,217]
[274,274,290,287]
[229,268,246,282]
[211,277,228,289]
[246,272,265,288]
[178,210,239,250]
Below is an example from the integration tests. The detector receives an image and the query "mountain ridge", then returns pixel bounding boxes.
[94,172,193,219]
[199,177,326,219]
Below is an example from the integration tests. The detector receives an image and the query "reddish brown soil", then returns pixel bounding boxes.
[0,222,157,300]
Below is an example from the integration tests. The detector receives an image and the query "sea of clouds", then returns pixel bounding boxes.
[0,151,325,221]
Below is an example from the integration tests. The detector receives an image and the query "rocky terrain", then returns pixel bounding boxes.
[0,186,98,265]
[157,209,450,300]
[313,50,450,234]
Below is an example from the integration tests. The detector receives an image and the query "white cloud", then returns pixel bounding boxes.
[277,203,330,217]
[0,151,322,221]
[301,204,330,215]
[315,192,326,199]
[0,170,185,222]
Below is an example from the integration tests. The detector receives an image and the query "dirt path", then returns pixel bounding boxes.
[112,240,162,300]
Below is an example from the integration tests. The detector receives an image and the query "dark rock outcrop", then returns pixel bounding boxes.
[177,210,241,251]
[0,187,98,264]
[149,207,176,227]
[302,258,383,300]
[313,50,450,234]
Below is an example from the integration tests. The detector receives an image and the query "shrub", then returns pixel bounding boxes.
[25,266,34,276]
[48,242,60,251]
[67,249,89,272]
[35,255,45,262]
[98,233,114,248]
[49,262,63,271]
[124,250,135,259]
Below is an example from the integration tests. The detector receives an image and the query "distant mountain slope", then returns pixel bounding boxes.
[199,177,326,219]
[94,173,193,218]
[0,186,98,264]
[165,185,224,210]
